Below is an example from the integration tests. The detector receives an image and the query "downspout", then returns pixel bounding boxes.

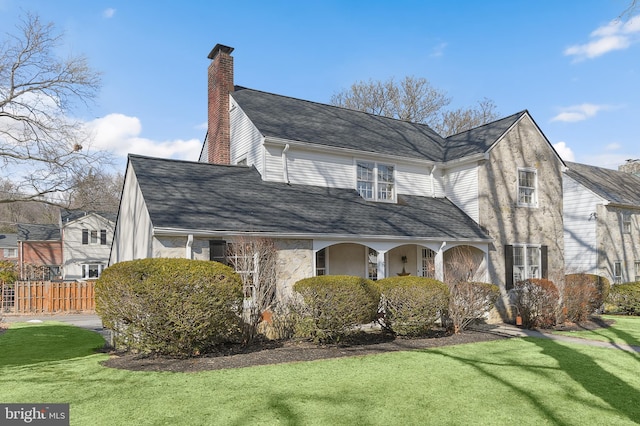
[282,144,290,184]
[185,234,194,259]
[430,165,437,197]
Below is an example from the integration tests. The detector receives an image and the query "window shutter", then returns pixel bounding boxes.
[209,240,227,263]
[100,229,107,245]
[82,229,88,245]
[505,245,514,290]
[541,245,548,279]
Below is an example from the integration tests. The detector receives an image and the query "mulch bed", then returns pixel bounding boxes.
[100,316,615,373]
[100,328,507,373]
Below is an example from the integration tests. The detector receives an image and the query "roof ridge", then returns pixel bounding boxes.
[233,86,443,136]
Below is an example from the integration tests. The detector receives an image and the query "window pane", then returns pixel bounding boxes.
[357,162,374,181]
[357,181,374,199]
[527,247,540,278]
[518,170,536,206]
[100,229,107,245]
[421,248,435,278]
[82,229,88,245]
[368,248,378,280]
[90,230,98,244]
[316,249,326,276]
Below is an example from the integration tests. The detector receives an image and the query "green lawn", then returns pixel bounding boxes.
[1,319,639,425]
[553,315,640,346]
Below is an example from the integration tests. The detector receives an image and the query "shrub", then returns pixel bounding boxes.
[293,275,379,343]
[511,278,560,329]
[606,282,640,315]
[96,258,243,356]
[447,282,499,333]
[377,276,449,336]
[563,274,610,322]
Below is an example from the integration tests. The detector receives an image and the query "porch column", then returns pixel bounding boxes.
[377,250,387,280]
[434,242,446,282]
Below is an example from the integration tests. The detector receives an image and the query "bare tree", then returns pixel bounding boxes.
[331,76,451,125]
[67,170,124,213]
[434,98,499,137]
[331,76,498,136]
[226,237,278,343]
[0,12,109,206]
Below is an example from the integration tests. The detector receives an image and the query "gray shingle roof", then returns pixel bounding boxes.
[231,88,534,163]
[565,162,640,206]
[0,233,17,248]
[231,87,448,162]
[130,155,489,241]
[17,224,61,241]
[61,209,117,224]
[443,111,526,161]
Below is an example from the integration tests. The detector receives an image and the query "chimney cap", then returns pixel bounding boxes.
[208,44,234,60]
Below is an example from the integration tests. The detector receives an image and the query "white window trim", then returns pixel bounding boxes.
[3,248,17,258]
[367,247,378,280]
[517,168,538,208]
[82,263,105,279]
[356,160,396,203]
[622,212,632,234]
[512,244,542,283]
[634,261,640,282]
[419,247,435,278]
[614,261,623,284]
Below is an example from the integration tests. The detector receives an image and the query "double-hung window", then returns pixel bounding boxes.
[82,229,108,245]
[357,161,395,202]
[614,261,623,284]
[622,212,632,234]
[517,168,537,207]
[506,244,547,289]
[3,248,17,258]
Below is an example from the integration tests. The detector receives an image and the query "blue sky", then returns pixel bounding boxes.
[1,0,639,171]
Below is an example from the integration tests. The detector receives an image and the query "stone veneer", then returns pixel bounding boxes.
[477,115,565,315]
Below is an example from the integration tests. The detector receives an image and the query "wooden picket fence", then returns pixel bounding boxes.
[0,281,95,314]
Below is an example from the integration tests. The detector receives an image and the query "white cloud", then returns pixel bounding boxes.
[551,103,610,122]
[553,141,575,162]
[430,42,448,58]
[605,142,621,151]
[103,8,116,19]
[565,14,640,61]
[86,113,202,161]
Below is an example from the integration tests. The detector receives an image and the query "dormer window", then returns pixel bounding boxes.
[357,161,395,202]
[517,168,537,207]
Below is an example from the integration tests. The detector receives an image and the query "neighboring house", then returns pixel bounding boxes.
[111,44,566,317]
[0,234,18,264]
[17,224,63,280]
[60,210,116,280]
[563,162,640,283]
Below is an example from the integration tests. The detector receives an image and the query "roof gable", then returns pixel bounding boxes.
[565,162,640,207]
[61,209,116,226]
[129,155,489,241]
[231,87,447,162]
[443,111,525,161]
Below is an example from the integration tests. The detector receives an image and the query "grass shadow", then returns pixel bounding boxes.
[527,336,640,423]
[0,322,106,367]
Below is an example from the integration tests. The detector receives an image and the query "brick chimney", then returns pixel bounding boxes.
[207,44,234,164]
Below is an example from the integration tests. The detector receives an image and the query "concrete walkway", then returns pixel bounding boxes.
[472,323,640,353]
[1,313,111,342]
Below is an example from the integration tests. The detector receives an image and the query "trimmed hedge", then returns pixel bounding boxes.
[606,282,640,315]
[293,275,380,343]
[377,276,449,336]
[96,258,243,356]
[511,278,560,329]
[564,274,610,322]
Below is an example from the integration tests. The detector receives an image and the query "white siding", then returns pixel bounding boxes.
[395,163,433,197]
[286,150,353,188]
[264,145,286,182]
[563,174,602,274]
[62,214,114,279]
[230,98,264,174]
[445,163,479,222]
[109,163,154,265]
